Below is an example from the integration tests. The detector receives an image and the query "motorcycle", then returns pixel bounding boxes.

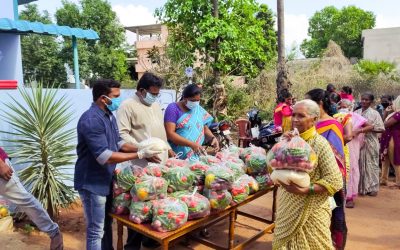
[247,108,282,150]
[207,120,233,149]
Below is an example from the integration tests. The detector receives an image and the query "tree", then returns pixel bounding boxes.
[276,0,291,97]
[301,6,375,58]
[2,86,76,219]
[55,0,128,81]
[19,5,66,87]
[156,0,277,116]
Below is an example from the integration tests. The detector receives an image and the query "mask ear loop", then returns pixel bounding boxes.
[175,152,183,159]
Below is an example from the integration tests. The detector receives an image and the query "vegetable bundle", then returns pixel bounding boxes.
[171,191,210,220]
[151,198,188,232]
[244,153,268,175]
[113,163,144,195]
[252,173,274,190]
[164,167,196,192]
[236,174,259,194]
[112,192,131,215]
[128,201,153,224]
[143,163,167,177]
[204,189,232,211]
[165,158,189,168]
[131,175,168,201]
[230,181,249,204]
[205,165,235,191]
[199,155,221,165]
[225,161,246,181]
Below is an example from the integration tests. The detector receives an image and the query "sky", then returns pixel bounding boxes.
[25,0,400,49]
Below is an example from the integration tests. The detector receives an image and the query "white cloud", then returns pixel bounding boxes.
[112,4,157,44]
[284,14,309,48]
[375,14,400,29]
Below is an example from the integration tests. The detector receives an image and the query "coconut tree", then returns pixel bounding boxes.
[276,0,291,97]
[1,85,76,219]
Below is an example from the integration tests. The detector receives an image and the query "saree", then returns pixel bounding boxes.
[316,119,347,250]
[273,127,343,250]
[333,113,352,178]
[346,113,367,201]
[170,105,213,160]
[354,107,385,195]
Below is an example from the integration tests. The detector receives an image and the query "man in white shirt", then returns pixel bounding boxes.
[117,72,173,249]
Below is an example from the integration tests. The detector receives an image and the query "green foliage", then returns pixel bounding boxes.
[19,5,66,87]
[301,6,375,58]
[156,0,277,78]
[226,84,252,120]
[355,60,397,76]
[1,86,76,219]
[56,0,128,81]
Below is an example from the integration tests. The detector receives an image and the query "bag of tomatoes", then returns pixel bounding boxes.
[128,201,153,224]
[130,175,168,202]
[151,198,188,232]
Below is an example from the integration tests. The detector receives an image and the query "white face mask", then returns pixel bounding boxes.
[186,100,200,110]
[338,108,349,113]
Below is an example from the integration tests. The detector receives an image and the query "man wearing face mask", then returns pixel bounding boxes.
[75,79,161,250]
[164,84,219,160]
[376,95,393,119]
[117,72,173,249]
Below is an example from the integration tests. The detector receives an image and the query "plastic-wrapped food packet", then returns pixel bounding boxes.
[130,175,168,201]
[230,181,249,204]
[112,192,131,215]
[128,201,153,224]
[164,167,196,192]
[151,198,188,232]
[171,190,210,220]
[203,188,232,211]
[236,174,260,194]
[113,163,145,195]
[205,165,235,191]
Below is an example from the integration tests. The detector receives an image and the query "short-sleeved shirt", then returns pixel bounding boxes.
[164,102,185,124]
[380,112,400,165]
[74,103,123,196]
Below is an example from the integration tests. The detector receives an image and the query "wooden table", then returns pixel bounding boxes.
[110,187,277,250]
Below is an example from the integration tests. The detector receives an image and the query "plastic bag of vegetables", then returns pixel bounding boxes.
[164,167,196,192]
[171,190,210,220]
[131,175,168,201]
[203,189,232,211]
[244,153,268,175]
[113,163,144,195]
[151,198,188,232]
[143,163,167,178]
[225,161,246,181]
[239,145,266,160]
[199,155,221,165]
[112,192,131,215]
[230,181,249,204]
[128,201,153,224]
[137,137,169,164]
[188,161,210,186]
[266,130,317,173]
[237,174,259,194]
[205,165,235,191]
[266,129,317,188]
[252,173,274,190]
[165,157,189,168]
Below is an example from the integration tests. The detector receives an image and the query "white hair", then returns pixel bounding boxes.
[393,95,400,112]
[294,99,320,118]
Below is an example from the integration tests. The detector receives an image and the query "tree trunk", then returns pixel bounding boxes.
[276,0,291,98]
[211,0,227,118]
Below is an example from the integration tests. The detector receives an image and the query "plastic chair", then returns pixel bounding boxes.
[235,119,252,148]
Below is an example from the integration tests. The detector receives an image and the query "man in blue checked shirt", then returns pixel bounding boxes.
[75,79,161,250]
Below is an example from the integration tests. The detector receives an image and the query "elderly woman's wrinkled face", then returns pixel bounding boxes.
[292,104,316,133]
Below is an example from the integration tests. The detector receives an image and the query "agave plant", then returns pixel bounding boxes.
[1,85,76,219]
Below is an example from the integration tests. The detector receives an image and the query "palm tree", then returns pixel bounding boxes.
[1,85,76,219]
[276,0,291,97]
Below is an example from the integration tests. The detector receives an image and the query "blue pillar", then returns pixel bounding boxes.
[72,36,80,89]
[13,0,19,20]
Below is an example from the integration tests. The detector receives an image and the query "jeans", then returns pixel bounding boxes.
[79,189,108,250]
[0,159,59,238]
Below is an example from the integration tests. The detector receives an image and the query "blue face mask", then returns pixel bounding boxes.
[104,96,121,112]
[143,92,158,106]
[186,100,200,110]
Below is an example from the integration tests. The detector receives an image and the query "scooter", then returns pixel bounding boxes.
[208,120,233,149]
[247,108,282,150]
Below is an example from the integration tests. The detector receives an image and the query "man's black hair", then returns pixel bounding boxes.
[92,79,121,102]
[137,72,163,91]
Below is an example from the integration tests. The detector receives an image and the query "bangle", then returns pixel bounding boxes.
[309,183,315,195]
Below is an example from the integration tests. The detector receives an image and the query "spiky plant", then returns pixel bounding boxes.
[2,85,76,219]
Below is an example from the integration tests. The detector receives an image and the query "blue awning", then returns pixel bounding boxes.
[0,18,99,40]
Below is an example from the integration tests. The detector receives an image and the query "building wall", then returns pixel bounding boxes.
[363,27,400,70]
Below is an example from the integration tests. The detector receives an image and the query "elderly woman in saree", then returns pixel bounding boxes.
[306,89,347,250]
[164,84,219,160]
[354,93,385,196]
[380,95,400,188]
[273,99,343,250]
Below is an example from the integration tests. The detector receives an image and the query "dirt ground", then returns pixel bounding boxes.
[1,184,399,250]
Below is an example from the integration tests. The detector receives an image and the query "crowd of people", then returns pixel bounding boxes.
[0,73,399,250]
[272,84,400,249]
